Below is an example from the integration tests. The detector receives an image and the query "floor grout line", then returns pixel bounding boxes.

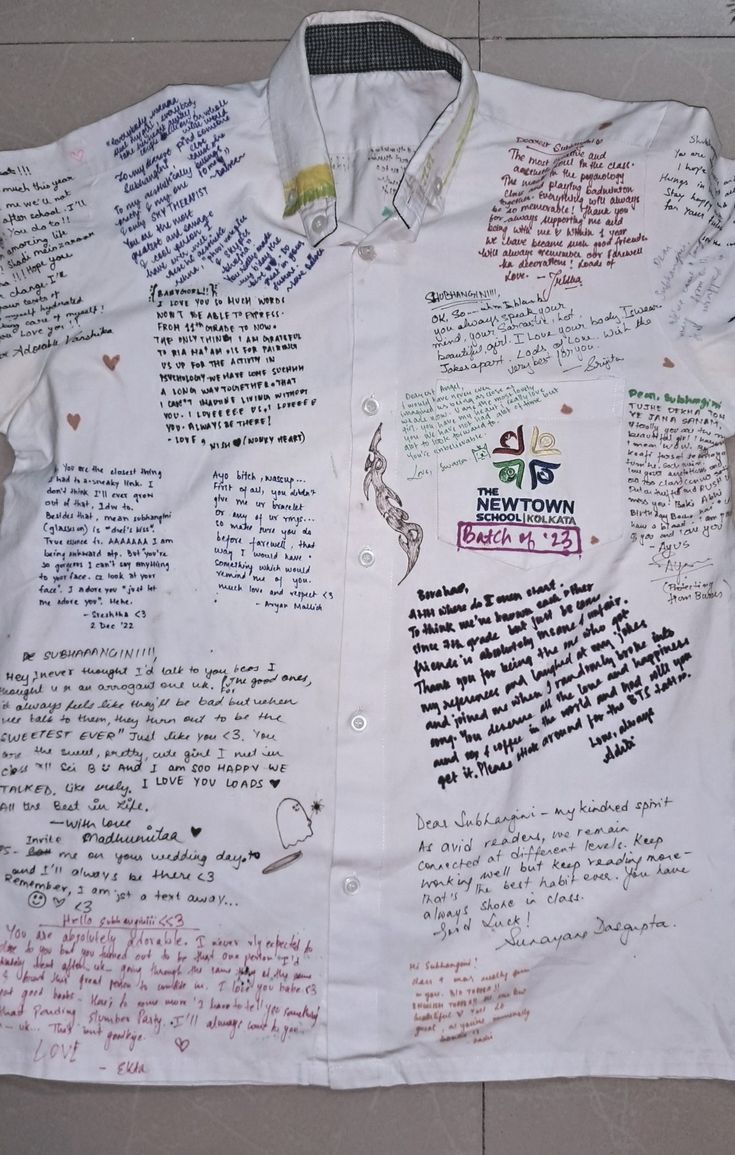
[481,1082,486,1155]
[0,34,732,47]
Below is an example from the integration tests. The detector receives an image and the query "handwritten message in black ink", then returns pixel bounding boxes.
[331,144,414,206]
[153,287,314,448]
[414,792,688,952]
[0,164,108,358]
[655,133,735,339]
[39,464,171,625]
[479,137,647,286]
[368,145,415,199]
[0,649,311,912]
[407,579,692,786]
[659,134,735,239]
[213,470,332,613]
[425,288,653,380]
[106,94,321,289]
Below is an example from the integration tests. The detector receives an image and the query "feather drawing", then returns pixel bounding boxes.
[363,423,423,585]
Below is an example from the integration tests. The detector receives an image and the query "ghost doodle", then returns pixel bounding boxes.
[262,797,315,875]
[277,798,314,848]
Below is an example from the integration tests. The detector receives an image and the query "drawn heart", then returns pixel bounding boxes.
[66,413,81,430]
[269,779,281,789]
[232,438,241,447]
[662,356,675,368]
[52,896,66,907]
[69,148,85,162]
[190,826,201,837]
[590,535,600,545]
[103,354,120,371]
[174,1037,190,1053]
[560,403,573,415]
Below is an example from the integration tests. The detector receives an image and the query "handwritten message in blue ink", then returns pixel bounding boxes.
[106,95,321,289]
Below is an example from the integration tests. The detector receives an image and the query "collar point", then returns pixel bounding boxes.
[282,163,336,219]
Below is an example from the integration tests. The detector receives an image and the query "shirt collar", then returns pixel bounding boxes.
[267,10,478,246]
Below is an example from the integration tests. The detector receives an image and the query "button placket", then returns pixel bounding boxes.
[349,711,368,732]
[326,235,394,1067]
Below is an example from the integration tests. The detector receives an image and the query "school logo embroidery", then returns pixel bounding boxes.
[490,423,561,490]
[458,423,581,558]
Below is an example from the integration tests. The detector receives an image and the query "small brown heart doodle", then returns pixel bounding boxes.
[590,535,600,545]
[66,413,81,430]
[662,356,675,368]
[174,1038,190,1053]
[103,354,120,371]
[190,826,201,837]
[560,403,573,415]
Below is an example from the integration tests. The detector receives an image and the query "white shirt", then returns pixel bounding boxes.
[0,9,733,1088]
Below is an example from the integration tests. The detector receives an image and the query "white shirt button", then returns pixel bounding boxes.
[361,396,380,417]
[358,547,375,568]
[357,244,376,261]
[311,214,327,236]
[349,712,368,732]
[433,176,444,195]
[343,875,360,895]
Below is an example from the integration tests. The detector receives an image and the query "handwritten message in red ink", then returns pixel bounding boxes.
[457,521,582,557]
[479,137,646,285]
[410,958,531,1044]
[0,916,318,1076]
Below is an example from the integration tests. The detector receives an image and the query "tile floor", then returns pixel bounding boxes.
[0,2,734,1152]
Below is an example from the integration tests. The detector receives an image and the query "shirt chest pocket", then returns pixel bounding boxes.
[434,377,626,570]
